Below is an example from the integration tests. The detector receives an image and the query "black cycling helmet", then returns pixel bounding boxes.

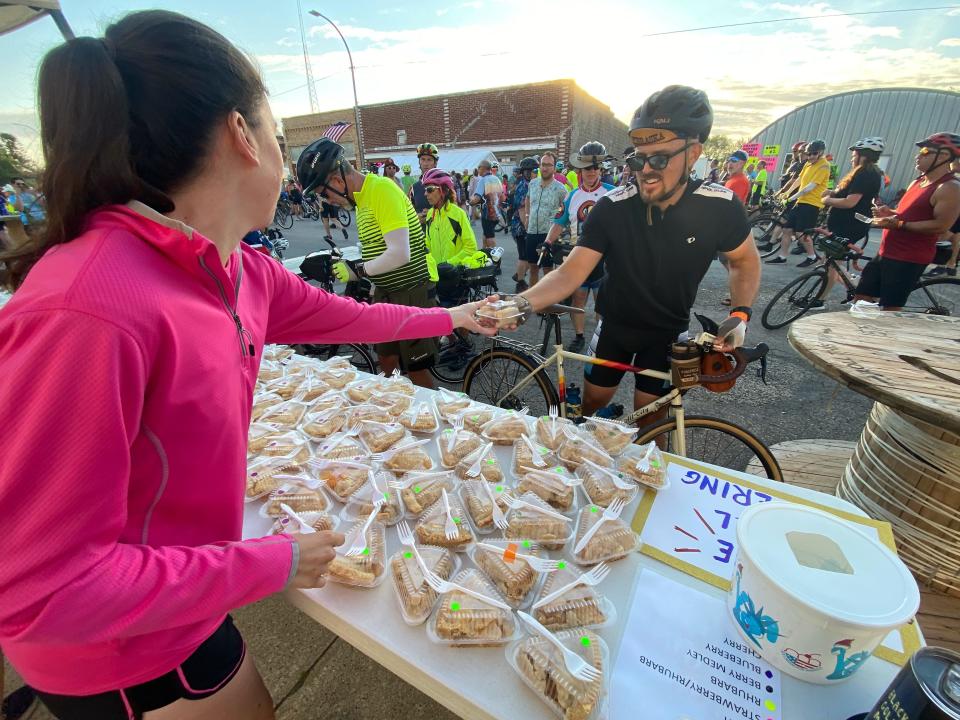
[805,139,826,155]
[297,137,347,194]
[570,141,608,169]
[519,156,539,171]
[629,85,713,145]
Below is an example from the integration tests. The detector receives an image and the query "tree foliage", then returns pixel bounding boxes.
[0,134,37,184]
[703,134,748,162]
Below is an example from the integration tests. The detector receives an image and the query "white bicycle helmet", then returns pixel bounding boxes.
[849,137,885,153]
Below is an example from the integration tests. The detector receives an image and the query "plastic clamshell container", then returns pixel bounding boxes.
[468,540,545,609]
[413,492,474,552]
[389,546,461,626]
[358,420,410,454]
[299,407,347,440]
[504,492,574,552]
[433,387,472,421]
[257,400,311,429]
[398,400,440,434]
[455,443,505,484]
[426,568,518,647]
[258,483,332,518]
[569,504,639,566]
[576,461,639,509]
[459,480,512,535]
[475,300,525,328]
[583,417,638,456]
[396,471,459,519]
[326,520,387,589]
[244,455,305,501]
[481,410,532,446]
[436,428,485,469]
[269,510,340,536]
[616,443,669,490]
[300,459,374,503]
[535,415,577,451]
[340,474,404,526]
[729,503,920,684]
[511,435,557,476]
[506,628,609,720]
[516,468,580,514]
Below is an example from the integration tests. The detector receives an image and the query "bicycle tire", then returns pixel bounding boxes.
[761,269,827,330]
[462,347,559,415]
[430,334,475,385]
[337,207,352,227]
[295,342,377,374]
[635,415,783,482]
[275,205,294,230]
[750,214,780,258]
[903,277,960,316]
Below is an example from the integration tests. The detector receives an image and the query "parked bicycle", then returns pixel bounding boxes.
[461,310,782,480]
[273,197,294,229]
[761,232,960,329]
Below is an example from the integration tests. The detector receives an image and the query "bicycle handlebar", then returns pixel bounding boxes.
[698,343,770,385]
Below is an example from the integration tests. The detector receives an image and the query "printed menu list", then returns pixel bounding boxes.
[612,570,782,720]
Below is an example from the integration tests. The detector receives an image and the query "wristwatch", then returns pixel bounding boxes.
[513,295,534,325]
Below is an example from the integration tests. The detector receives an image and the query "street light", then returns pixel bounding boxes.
[308,9,364,168]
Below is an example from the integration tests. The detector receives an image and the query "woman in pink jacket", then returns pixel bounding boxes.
[0,10,496,720]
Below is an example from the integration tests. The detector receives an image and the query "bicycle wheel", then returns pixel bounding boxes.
[635,415,783,481]
[296,343,377,374]
[430,333,477,385]
[761,269,827,329]
[750,214,780,258]
[275,205,294,230]
[903,277,960,316]
[462,347,559,416]
[337,207,352,227]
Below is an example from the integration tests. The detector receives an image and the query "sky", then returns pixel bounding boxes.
[2,0,960,162]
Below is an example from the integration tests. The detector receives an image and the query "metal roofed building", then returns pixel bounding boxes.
[747,87,960,198]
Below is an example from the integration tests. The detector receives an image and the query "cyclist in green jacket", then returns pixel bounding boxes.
[422,168,487,274]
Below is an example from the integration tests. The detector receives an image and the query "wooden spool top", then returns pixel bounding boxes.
[789,312,960,432]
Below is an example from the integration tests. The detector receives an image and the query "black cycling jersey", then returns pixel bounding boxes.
[410,180,429,214]
[577,179,750,332]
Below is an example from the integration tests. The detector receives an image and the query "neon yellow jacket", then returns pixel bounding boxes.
[424,202,486,279]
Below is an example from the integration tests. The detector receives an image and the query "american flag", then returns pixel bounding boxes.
[322,121,352,142]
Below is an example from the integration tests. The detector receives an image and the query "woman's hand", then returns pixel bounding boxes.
[448,295,503,336]
[288,531,345,589]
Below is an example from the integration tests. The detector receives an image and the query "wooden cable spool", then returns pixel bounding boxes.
[838,403,960,596]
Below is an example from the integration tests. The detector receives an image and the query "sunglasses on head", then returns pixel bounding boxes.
[626,143,692,172]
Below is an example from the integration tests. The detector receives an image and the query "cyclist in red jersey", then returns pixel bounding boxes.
[856,132,960,309]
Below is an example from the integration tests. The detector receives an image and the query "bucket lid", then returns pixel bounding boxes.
[737,504,920,628]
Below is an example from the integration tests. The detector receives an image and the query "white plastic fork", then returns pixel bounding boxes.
[475,541,558,572]
[517,611,600,682]
[343,499,384,556]
[279,502,316,534]
[446,416,464,453]
[368,438,429,463]
[532,562,611,610]
[582,458,636,492]
[440,488,460,540]
[548,405,559,419]
[387,470,451,491]
[501,493,570,522]
[464,442,494,478]
[317,421,362,456]
[481,480,509,531]
[421,569,513,611]
[520,434,548,468]
[573,498,627,555]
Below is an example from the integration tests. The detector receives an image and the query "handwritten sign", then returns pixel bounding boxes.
[612,570,783,720]
[762,155,780,174]
[762,144,781,156]
[741,142,761,157]
[630,455,922,667]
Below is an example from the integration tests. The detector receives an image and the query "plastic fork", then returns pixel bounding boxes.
[368,438,429,463]
[440,488,460,540]
[464,442,495,478]
[532,562,611,609]
[517,611,600,683]
[548,405,559,419]
[520,434,548,468]
[279,502,316,534]
[501,493,570,522]
[317,421,362,456]
[573,498,627,555]
[481,480,509,531]
[343,499,384,556]
[421,568,513,611]
[446,416,464,453]
[475,541,558,572]
[582,458,636,492]
[387,470,450,491]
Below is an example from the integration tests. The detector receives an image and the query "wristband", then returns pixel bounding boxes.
[730,306,752,322]
[513,295,534,325]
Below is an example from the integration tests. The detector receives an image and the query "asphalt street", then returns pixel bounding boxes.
[277,207,875,452]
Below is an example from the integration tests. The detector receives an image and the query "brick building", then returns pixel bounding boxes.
[283,108,360,174]
[281,79,628,174]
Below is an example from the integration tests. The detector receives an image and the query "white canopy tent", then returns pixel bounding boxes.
[370,147,498,177]
[0,0,73,38]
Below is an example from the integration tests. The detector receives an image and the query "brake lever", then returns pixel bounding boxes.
[757,355,768,385]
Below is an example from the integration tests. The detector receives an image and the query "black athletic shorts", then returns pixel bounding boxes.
[951,214,960,234]
[521,233,553,266]
[779,203,819,232]
[583,320,680,396]
[855,255,926,308]
[36,615,245,720]
[320,203,338,219]
[480,217,498,239]
[372,281,439,371]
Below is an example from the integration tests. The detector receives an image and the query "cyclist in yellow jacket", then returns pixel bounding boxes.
[422,168,487,276]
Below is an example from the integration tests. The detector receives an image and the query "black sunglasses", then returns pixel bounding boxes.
[626,143,692,172]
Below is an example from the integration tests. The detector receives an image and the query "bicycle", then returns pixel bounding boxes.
[292,238,378,374]
[461,309,782,480]
[273,198,294,230]
[761,232,960,329]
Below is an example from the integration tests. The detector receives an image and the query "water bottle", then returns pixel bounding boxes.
[565,383,582,420]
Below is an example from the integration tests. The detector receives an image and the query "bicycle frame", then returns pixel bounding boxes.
[497,344,689,456]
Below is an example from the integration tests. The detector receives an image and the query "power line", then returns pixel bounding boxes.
[641,4,960,37]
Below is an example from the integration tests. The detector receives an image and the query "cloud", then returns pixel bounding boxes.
[940,38,960,47]
[276,36,298,48]
[436,8,449,16]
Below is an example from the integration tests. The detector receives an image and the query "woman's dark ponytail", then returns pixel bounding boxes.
[0,10,266,290]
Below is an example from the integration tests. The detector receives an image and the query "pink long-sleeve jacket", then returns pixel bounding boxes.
[0,201,452,694]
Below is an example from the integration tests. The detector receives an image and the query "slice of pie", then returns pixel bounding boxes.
[576,462,636,508]
[535,415,576,451]
[571,505,638,565]
[585,417,637,456]
[434,388,471,420]
[390,545,456,625]
[368,391,413,417]
[515,628,605,720]
[263,485,328,517]
[460,479,510,531]
[346,404,393,426]
[318,370,357,391]
[398,472,457,517]
[471,540,540,606]
[504,492,572,551]
[270,510,336,535]
[512,436,555,475]
[327,520,386,588]
[245,457,303,499]
[306,461,370,503]
[300,409,346,440]
[437,428,484,468]
[556,427,613,471]
[256,431,310,463]
[455,443,504,484]
[251,391,283,422]
[458,406,495,435]
[516,468,577,511]
[248,422,282,455]
[414,494,474,551]
[532,565,608,631]
[617,445,667,489]
[359,421,408,454]
[383,445,434,475]
[258,400,311,428]
[481,411,531,445]
[431,568,515,646]
[399,402,439,433]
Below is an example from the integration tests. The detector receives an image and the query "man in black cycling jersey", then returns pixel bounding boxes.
[509,85,761,421]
